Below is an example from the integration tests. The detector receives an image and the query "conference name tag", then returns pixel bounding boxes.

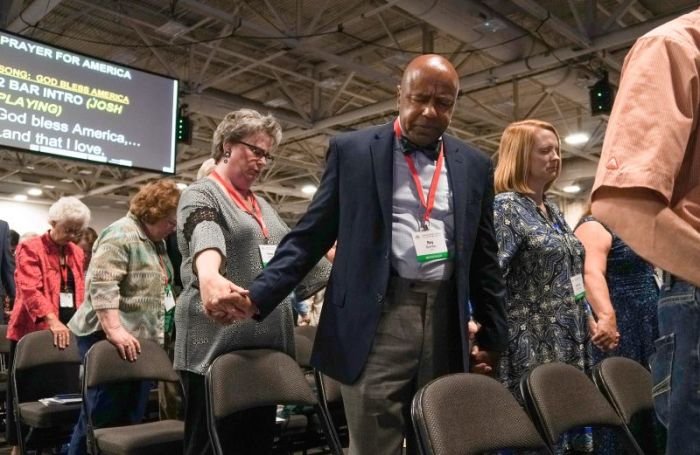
[412,229,448,263]
[59,292,73,308]
[258,244,278,267]
[164,288,176,311]
[571,273,586,300]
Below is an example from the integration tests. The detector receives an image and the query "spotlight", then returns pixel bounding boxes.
[301,184,317,195]
[589,71,615,116]
[564,132,590,146]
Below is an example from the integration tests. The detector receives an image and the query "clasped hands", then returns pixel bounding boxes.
[201,274,257,324]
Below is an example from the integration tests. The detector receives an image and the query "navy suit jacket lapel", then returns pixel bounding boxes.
[370,123,395,244]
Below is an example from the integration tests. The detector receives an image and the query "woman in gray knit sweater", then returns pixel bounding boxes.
[175,109,329,455]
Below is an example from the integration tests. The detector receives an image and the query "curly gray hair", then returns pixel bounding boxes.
[47,196,91,227]
[211,109,282,162]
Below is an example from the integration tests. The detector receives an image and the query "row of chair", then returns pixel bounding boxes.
[4,325,655,455]
[5,328,344,455]
[412,358,656,454]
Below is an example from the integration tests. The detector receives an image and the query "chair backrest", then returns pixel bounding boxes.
[520,362,641,453]
[294,333,313,369]
[13,330,81,371]
[84,339,179,388]
[12,330,81,403]
[294,325,317,345]
[0,324,11,354]
[412,373,549,455]
[206,349,317,420]
[320,374,342,403]
[592,357,653,426]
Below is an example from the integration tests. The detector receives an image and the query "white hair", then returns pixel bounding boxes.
[47,197,91,227]
[196,158,216,180]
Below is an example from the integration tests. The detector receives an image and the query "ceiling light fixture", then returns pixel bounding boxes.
[564,132,590,146]
[27,188,43,196]
[13,194,28,201]
[176,183,188,190]
[301,184,317,195]
[562,185,582,194]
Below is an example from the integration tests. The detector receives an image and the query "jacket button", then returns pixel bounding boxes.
[376,293,383,303]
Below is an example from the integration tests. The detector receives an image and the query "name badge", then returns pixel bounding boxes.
[59,292,74,308]
[164,287,176,311]
[258,244,278,267]
[412,229,448,263]
[570,273,586,300]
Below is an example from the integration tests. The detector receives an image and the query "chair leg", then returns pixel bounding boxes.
[314,404,343,455]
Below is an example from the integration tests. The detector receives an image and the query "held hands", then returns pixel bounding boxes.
[467,320,499,375]
[589,315,620,352]
[45,314,71,349]
[200,274,257,324]
[104,324,141,362]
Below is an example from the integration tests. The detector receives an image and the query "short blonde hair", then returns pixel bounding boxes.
[211,109,282,162]
[48,197,91,227]
[494,119,561,194]
[130,179,181,224]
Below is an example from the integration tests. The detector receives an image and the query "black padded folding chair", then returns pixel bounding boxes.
[314,370,348,451]
[82,339,184,455]
[294,328,348,452]
[11,329,82,454]
[205,349,342,455]
[294,324,318,345]
[412,372,550,455]
[520,361,644,455]
[592,356,659,453]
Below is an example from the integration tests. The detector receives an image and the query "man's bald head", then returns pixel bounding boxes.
[400,55,460,91]
[397,55,460,146]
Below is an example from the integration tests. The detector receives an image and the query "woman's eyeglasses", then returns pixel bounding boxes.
[237,141,274,162]
[62,227,84,237]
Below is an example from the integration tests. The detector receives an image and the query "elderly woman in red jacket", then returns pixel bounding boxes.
[8,196,91,347]
[5,196,90,453]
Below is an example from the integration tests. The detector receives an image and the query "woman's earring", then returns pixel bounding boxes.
[223,149,231,164]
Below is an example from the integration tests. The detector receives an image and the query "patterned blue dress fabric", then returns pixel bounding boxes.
[495,192,593,454]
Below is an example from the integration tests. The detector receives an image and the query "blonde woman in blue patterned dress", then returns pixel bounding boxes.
[493,119,593,454]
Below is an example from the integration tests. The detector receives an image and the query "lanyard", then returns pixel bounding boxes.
[393,118,444,228]
[59,253,68,291]
[211,170,270,239]
[156,250,172,288]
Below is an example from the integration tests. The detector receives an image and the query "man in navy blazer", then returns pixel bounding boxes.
[232,55,507,454]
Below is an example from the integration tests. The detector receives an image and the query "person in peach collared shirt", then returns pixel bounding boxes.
[591,7,700,454]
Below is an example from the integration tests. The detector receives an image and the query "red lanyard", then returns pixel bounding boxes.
[211,170,270,238]
[59,254,68,291]
[393,118,444,226]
